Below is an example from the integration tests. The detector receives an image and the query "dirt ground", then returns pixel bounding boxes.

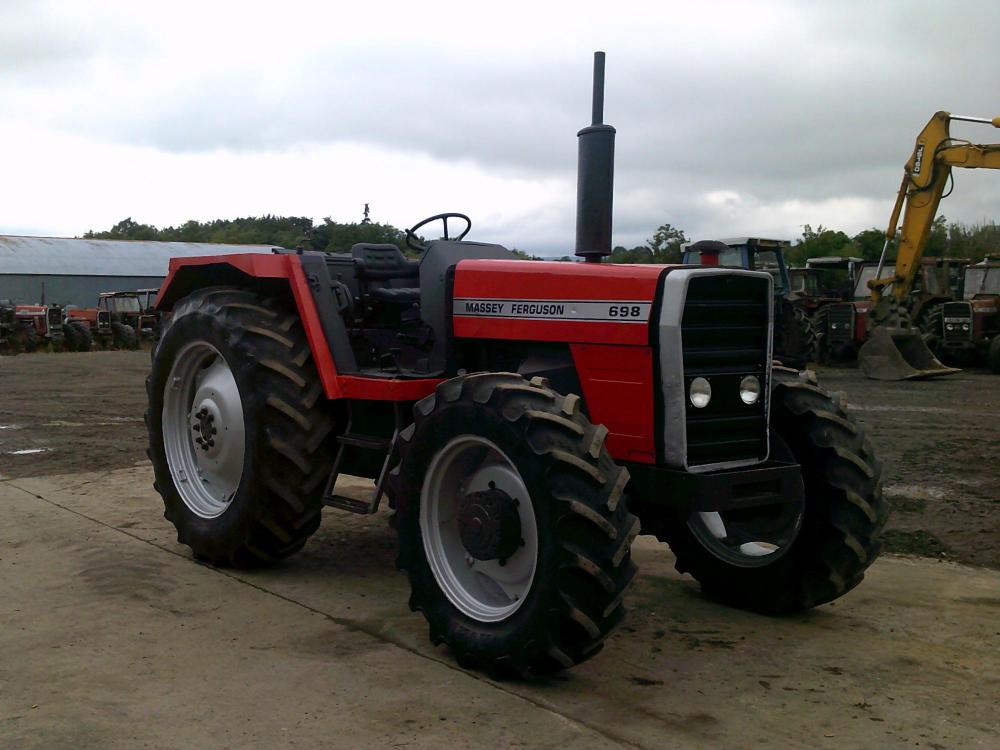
[2,350,998,568]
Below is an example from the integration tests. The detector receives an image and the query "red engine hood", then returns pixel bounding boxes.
[452,260,666,346]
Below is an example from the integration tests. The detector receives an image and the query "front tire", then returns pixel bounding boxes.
[654,367,887,613]
[774,299,817,369]
[988,336,1000,374]
[147,287,337,566]
[391,373,638,677]
[64,321,93,352]
[112,321,138,350]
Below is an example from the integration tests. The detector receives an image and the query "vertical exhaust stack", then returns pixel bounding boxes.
[575,51,616,263]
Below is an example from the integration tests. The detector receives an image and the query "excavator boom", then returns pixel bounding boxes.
[859,111,1000,380]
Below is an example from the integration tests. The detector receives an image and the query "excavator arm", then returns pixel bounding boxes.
[871,111,1000,303]
[860,111,1000,380]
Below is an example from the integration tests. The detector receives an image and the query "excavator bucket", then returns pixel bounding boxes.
[858,327,960,381]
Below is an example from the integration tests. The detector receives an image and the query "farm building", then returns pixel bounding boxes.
[0,235,282,307]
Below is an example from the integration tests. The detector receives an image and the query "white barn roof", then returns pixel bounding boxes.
[0,235,282,276]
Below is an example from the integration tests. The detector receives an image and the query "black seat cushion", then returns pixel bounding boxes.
[351,243,419,280]
[369,287,420,305]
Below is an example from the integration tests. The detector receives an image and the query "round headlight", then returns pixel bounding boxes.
[689,377,712,408]
[946,323,954,331]
[739,375,761,405]
[962,323,970,331]
[830,322,839,330]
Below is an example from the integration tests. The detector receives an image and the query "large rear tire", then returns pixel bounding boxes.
[390,373,638,677]
[147,287,337,566]
[652,368,887,613]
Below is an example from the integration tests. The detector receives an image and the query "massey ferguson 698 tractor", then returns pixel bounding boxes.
[147,54,887,677]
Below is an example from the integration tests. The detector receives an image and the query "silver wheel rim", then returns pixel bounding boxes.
[162,341,246,519]
[687,435,804,568]
[420,436,538,623]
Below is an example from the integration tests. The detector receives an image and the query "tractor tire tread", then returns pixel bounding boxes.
[147,285,337,566]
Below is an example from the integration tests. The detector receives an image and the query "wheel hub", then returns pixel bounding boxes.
[457,485,522,562]
[191,404,219,452]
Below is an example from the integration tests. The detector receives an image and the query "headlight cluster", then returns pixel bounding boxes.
[688,375,761,408]
[945,323,971,331]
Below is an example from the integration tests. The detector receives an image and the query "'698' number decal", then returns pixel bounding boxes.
[608,305,643,318]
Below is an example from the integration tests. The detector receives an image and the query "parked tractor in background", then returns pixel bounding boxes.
[98,291,158,349]
[789,256,860,313]
[681,237,817,369]
[791,257,859,364]
[146,54,886,678]
[0,299,17,354]
[815,258,966,364]
[14,303,65,351]
[924,259,1000,371]
[64,306,113,351]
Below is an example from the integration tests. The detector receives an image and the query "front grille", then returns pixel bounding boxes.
[681,274,770,468]
[943,302,972,344]
[824,303,855,348]
[47,308,63,337]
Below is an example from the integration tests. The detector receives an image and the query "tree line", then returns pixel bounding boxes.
[84,216,408,253]
[84,215,1000,265]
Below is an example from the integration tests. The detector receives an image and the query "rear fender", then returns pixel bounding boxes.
[157,254,341,397]
[157,253,445,402]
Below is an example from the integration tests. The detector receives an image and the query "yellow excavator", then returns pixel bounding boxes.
[859,111,1000,380]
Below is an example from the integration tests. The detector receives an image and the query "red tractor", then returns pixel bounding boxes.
[924,259,1000,370]
[63,306,113,351]
[98,291,158,349]
[147,54,886,677]
[13,303,65,351]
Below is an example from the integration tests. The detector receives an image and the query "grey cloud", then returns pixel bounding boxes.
[6,0,1000,249]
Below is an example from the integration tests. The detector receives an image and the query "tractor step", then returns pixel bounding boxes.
[323,493,380,514]
[336,433,391,451]
[322,402,406,516]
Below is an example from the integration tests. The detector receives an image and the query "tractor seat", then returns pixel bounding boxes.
[351,243,421,307]
[350,243,419,280]
[369,286,420,304]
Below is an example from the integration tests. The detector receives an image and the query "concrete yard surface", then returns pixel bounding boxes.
[2,468,998,749]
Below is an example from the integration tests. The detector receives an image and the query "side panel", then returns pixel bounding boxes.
[452,259,664,346]
[570,344,655,464]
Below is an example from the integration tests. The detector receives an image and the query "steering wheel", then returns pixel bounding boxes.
[405,213,471,253]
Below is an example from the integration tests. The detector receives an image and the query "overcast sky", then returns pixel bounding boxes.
[2,0,999,256]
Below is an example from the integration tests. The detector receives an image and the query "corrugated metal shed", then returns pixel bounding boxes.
[0,235,281,276]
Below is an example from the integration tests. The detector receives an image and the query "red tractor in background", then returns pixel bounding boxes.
[815,257,967,364]
[13,303,65,352]
[98,290,159,349]
[63,306,113,351]
[925,258,1000,370]
[145,54,886,678]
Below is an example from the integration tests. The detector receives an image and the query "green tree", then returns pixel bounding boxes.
[786,224,853,266]
[646,223,688,263]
